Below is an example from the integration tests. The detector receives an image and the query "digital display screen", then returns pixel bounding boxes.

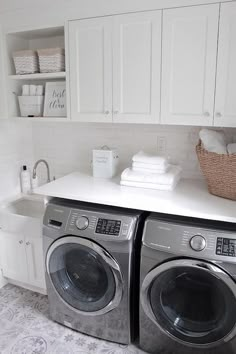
[95,218,121,236]
[216,237,236,257]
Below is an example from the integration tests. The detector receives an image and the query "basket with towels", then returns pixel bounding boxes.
[120,151,182,191]
[196,129,236,201]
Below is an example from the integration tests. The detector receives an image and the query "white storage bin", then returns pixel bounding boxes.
[92,146,119,178]
[18,96,44,117]
[37,48,65,73]
[13,50,39,75]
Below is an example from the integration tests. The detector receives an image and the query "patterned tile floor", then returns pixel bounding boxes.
[0,284,147,354]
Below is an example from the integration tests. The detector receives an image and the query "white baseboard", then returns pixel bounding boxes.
[5,278,47,295]
[0,274,7,288]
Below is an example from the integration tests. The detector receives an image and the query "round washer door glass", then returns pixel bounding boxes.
[47,237,121,313]
[142,260,236,346]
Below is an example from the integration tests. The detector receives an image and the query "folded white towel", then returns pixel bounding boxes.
[199,129,227,154]
[121,165,181,185]
[132,151,168,166]
[132,161,169,174]
[120,178,180,191]
[227,143,236,154]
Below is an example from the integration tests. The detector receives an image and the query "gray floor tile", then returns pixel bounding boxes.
[0,284,147,354]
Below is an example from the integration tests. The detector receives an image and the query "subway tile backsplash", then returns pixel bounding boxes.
[31,123,235,184]
[1,120,235,196]
[0,119,236,196]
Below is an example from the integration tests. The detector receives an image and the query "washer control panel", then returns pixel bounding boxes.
[64,207,136,240]
[95,218,121,236]
[216,238,236,257]
[190,235,206,251]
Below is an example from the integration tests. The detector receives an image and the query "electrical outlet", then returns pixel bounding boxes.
[157,136,166,154]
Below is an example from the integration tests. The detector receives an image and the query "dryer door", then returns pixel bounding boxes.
[141,259,236,348]
[46,236,123,315]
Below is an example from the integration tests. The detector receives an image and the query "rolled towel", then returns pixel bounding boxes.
[227,143,236,154]
[132,161,169,174]
[132,151,168,166]
[120,178,180,191]
[199,129,227,154]
[121,165,181,185]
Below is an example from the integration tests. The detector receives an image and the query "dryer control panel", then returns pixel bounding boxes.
[143,216,236,262]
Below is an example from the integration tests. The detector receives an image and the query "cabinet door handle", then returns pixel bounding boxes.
[19,240,23,244]
[26,241,30,246]
[215,112,222,118]
[204,112,210,117]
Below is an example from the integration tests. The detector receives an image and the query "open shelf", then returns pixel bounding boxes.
[9,72,66,80]
[6,25,68,121]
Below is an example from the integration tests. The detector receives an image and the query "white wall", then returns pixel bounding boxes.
[0,0,232,31]
[31,123,235,184]
[0,120,33,201]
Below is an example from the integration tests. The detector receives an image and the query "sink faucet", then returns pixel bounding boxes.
[33,159,50,183]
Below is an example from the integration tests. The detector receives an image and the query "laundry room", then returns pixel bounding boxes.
[0,0,236,353]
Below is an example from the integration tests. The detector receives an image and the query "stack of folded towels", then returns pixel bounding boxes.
[199,128,236,154]
[120,151,182,191]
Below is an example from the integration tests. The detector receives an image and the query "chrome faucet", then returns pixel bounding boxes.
[33,159,50,183]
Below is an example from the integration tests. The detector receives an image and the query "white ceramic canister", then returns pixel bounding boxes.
[92,146,119,178]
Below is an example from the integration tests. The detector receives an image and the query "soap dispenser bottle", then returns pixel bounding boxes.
[20,165,31,194]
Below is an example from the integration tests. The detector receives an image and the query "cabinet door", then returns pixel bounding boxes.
[69,17,112,122]
[161,5,219,126]
[0,231,28,283]
[25,236,46,290]
[113,11,161,124]
[214,3,236,127]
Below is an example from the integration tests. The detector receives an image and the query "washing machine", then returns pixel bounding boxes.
[139,213,236,354]
[43,198,143,344]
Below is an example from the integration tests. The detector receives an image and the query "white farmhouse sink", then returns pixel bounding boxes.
[1,196,45,219]
[4,198,45,219]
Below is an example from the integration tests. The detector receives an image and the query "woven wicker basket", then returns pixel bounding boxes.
[13,50,39,75]
[37,48,65,73]
[196,141,236,200]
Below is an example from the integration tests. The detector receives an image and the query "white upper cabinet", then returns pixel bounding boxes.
[69,17,113,122]
[112,12,161,124]
[214,2,236,127]
[161,5,219,126]
[69,11,161,124]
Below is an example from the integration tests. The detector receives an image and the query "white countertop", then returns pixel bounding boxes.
[34,172,236,223]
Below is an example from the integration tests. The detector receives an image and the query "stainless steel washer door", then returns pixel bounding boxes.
[141,259,236,348]
[46,236,123,316]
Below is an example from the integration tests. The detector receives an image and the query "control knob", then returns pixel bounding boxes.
[76,216,89,230]
[190,235,206,251]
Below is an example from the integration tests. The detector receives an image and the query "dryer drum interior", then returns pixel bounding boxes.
[141,259,236,347]
[46,236,123,315]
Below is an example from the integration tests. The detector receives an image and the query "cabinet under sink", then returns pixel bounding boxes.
[0,195,46,294]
